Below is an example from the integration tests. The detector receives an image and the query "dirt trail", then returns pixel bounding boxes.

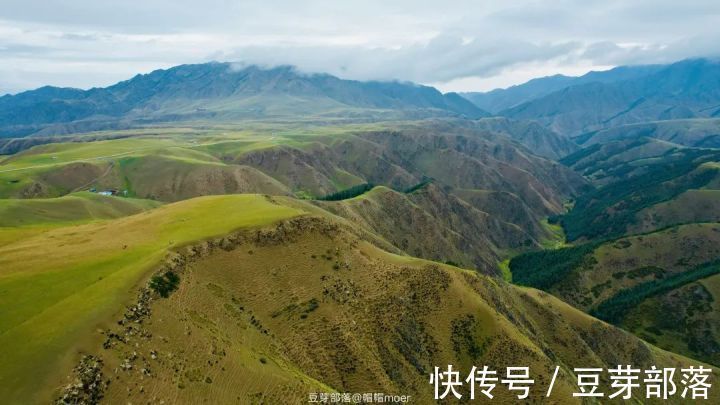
[0,150,139,173]
[0,142,220,174]
[70,162,116,193]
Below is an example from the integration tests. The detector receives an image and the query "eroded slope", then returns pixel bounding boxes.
[67,217,714,404]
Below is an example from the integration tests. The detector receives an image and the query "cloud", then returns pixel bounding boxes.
[219,35,582,84]
[1,0,720,94]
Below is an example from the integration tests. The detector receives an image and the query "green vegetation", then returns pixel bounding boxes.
[315,183,374,201]
[558,148,720,241]
[592,260,720,324]
[0,194,302,403]
[316,178,434,201]
[613,266,666,280]
[96,218,708,403]
[510,242,601,289]
[498,259,512,282]
[567,138,650,175]
[4,60,720,402]
[299,298,320,319]
[149,271,181,298]
[0,192,160,227]
[507,223,720,367]
[0,138,179,170]
[539,218,568,249]
[579,118,720,148]
[0,136,211,199]
[402,178,433,194]
[559,143,602,166]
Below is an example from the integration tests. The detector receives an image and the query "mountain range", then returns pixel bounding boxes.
[3,56,720,403]
[0,63,487,138]
[462,58,720,137]
[461,64,663,113]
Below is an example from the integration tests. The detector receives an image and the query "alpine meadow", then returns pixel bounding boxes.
[2,1,720,404]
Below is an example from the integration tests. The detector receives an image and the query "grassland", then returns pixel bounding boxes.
[0,138,185,171]
[4,122,707,402]
[0,122,580,262]
[0,194,302,403]
[93,216,708,404]
[579,118,720,148]
[0,123,393,200]
[0,123,580,277]
[314,184,540,273]
[593,259,720,323]
[0,192,160,227]
[631,189,720,233]
[510,222,720,366]
[0,192,161,245]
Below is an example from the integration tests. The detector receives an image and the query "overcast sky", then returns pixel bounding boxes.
[1,0,719,95]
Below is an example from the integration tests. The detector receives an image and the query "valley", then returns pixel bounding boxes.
[1,58,720,403]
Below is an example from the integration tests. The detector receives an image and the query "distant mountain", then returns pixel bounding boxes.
[501,58,720,136]
[461,64,662,113]
[0,63,488,137]
[461,75,576,113]
[577,118,720,148]
[472,116,578,159]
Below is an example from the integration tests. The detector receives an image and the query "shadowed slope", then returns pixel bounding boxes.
[511,223,720,367]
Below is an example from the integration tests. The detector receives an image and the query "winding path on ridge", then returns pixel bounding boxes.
[0,141,226,174]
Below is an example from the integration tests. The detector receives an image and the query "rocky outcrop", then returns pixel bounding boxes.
[55,355,107,405]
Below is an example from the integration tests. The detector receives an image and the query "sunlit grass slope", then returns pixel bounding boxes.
[0,194,302,403]
[97,218,712,403]
[0,192,161,246]
[0,192,160,227]
[0,138,180,170]
[0,127,351,199]
[0,137,213,198]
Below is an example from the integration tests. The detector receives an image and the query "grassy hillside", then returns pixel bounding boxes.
[632,189,720,233]
[0,192,160,227]
[558,139,720,241]
[315,185,542,273]
[471,117,578,159]
[0,192,161,246]
[511,223,720,366]
[0,122,586,275]
[0,123,716,403]
[0,195,302,403]
[517,132,720,368]
[0,136,203,198]
[578,118,720,148]
[53,215,712,404]
[0,132,292,200]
